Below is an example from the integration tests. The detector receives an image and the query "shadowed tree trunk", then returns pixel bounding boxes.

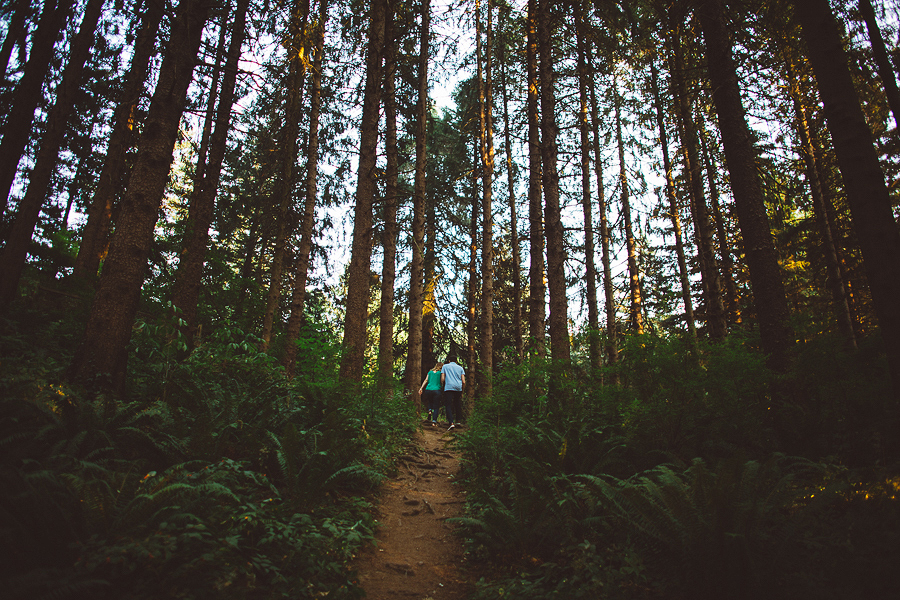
[0,0,72,220]
[577,21,601,367]
[526,0,544,356]
[537,0,569,366]
[467,140,479,406]
[794,0,900,397]
[0,0,103,309]
[171,0,249,351]
[613,73,643,334]
[0,0,30,81]
[650,56,696,339]
[74,0,164,279]
[477,0,494,400]
[699,0,793,371]
[587,41,617,373]
[858,0,900,130]
[261,0,309,350]
[405,0,428,396]
[284,0,329,379]
[340,0,387,382]
[69,0,212,391]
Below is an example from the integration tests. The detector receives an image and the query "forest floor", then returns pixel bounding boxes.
[351,423,479,600]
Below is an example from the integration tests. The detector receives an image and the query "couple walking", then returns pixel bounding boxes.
[418,355,465,431]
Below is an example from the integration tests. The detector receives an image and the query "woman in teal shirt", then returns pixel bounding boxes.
[418,362,443,426]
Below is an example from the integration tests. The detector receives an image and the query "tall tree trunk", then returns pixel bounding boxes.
[477,0,494,400]
[577,22,601,367]
[284,0,329,379]
[69,0,211,390]
[587,41,617,371]
[340,0,387,382]
[0,0,30,80]
[784,60,857,350]
[74,0,164,279]
[698,120,741,325]
[537,0,569,366]
[525,0,544,356]
[650,57,696,339]
[858,0,900,130]
[423,177,437,376]
[171,0,249,351]
[467,140,479,406]
[499,17,522,364]
[376,0,398,385]
[699,0,793,371]
[0,0,103,309]
[404,0,428,396]
[669,22,726,340]
[0,0,72,220]
[261,0,309,349]
[613,73,643,334]
[794,0,900,396]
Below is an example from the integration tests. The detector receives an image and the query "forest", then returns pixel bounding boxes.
[2,0,900,597]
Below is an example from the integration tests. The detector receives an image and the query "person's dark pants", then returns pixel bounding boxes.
[422,389,441,422]
[443,390,462,424]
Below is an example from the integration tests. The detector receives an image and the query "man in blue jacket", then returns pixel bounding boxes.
[440,355,466,431]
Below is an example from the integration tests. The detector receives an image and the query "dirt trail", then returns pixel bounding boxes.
[352,425,476,600]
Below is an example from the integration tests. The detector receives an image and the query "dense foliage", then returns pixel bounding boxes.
[0,294,417,599]
[454,332,900,599]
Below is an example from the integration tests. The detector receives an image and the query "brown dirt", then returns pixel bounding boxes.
[351,424,477,600]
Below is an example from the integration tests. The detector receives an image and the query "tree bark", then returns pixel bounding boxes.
[404,0,428,395]
[477,0,494,400]
[261,0,309,349]
[525,0,544,357]
[284,0,329,379]
[74,0,164,279]
[171,0,249,351]
[69,0,211,390]
[670,21,726,340]
[794,0,900,396]
[613,73,643,334]
[858,0,900,130]
[699,0,793,371]
[650,57,696,339]
[0,0,71,219]
[499,15,522,364]
[0,0,30,81]
[537,0,569,366]
[340,0,387,382]
[467,140,479,405]
[0,0,103,309]
[577,21,601,367]
[587,41,617,371]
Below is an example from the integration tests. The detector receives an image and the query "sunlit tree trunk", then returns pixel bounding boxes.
[0,0,72,218]
[537,0,569,367]
[75,0,164,279]
[476,0,494,399]
[794,0,900,397]
[69,0,211,390]
[405,0,428,396]
[341,0,387,382]
[699,0,793,371]
[577,22,601,367]
[172,0,249,352]
[525,0,545,357]
[262,0,310,350]
[0,0,103,309]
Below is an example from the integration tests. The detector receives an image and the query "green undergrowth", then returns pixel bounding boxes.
[1,299,417,599]
[455,332,900,599]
